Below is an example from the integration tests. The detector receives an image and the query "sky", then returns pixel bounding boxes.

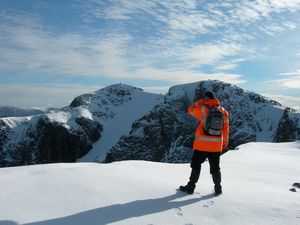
[0,0,300,109]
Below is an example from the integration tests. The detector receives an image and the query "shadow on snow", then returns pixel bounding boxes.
[0,191,215,225]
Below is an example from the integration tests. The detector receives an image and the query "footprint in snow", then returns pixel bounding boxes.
[203,200,214,208]
[193,191,201,198]
[174,207,183,217]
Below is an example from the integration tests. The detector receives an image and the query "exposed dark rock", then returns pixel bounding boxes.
[273,108,300,142]
[1,80,299,167]
[106,90,195,163]
[0,121,10,166]
[75,116,103,142]
[292,183,300,189]
[34,118,94,163]
[105,80,299,163]
[0,83,145,167]
[70,93,95,107]
[0,116,103,167]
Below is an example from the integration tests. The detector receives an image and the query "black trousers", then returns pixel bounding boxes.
[189,151,221,187]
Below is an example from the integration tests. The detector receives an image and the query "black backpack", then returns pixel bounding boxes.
[203,106,224,136]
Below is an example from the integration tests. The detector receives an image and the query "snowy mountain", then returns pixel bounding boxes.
[106,80,300,163]
[0,106,46,118]
[0,142,299,225]
[0,84,163,167]
[0,80,299,167]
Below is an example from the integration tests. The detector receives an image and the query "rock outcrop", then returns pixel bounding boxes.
[1,81,299,167]
[106,80,299,163]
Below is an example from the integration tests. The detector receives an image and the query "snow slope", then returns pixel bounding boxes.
[0,84,163,167]
[0,142,300,225]
[106,80,300,163]
[78,85,163,162]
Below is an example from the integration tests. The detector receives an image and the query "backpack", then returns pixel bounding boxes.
[203,106,224,136]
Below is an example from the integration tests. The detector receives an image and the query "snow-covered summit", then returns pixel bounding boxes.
[70,83,144,108]
[0,141,299,225]
[106,80,300,163]
[0,80,299,167]
[0,84,163,167]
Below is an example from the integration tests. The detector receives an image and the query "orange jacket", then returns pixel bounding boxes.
[188,98,229,152]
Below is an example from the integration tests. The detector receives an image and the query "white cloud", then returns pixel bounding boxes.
[259,21,297,36]
[168,13,219,33]
[278,70,300,88]
[264,79,300,89]
[1,0,300,89]
[263,70,300,89]
[262,93,300,109]
[281,70,300,77]
[132,67,245,84]
[177,42,243,68]
[269,0,300,11]
[216,63,239,71]
[0,8,246,84]
[0,14,132,77]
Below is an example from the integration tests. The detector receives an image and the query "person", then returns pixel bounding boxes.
[179,91,229,196]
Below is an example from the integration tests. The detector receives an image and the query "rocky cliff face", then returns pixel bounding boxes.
[0,111,103,167]
[1,81,299,167]
[0,84,159,167]
[273,108,300,142]
[105,80,300,163]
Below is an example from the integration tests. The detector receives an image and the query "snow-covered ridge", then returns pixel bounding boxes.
[0,80,299,167]
[0,106,46,118]
[106,80,300,163]
[0,142,299,225]
[0,84,163,167]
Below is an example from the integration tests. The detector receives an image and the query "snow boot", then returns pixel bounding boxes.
[214,185,222,196]
[179,182,195,194]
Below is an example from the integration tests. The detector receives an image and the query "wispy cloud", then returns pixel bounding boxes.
[1,0,300,88]
[263,93,300,109]
[278,70,300,88]
[263,69,300,89]
[0,4,246,84]
[216,63,239,71]
[259,21,297,36]
[131,67,245,84]
[76,0,300,76]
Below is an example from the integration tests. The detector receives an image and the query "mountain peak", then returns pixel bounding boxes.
[101,83,143,93]
[70,83,144,108]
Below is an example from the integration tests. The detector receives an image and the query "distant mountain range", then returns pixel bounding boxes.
[0,80,299,167]
[0,106,48,118]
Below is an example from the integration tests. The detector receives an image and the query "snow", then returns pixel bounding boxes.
[78,90,163,162]
[0,142,300,225]
[167,82,199,102]
[255,105,284,141]
[0,84,164,166]
[0,106,46,118]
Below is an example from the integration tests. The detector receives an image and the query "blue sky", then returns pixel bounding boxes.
[0,0,299,108]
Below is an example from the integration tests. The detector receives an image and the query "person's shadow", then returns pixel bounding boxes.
[4,191,213,225]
